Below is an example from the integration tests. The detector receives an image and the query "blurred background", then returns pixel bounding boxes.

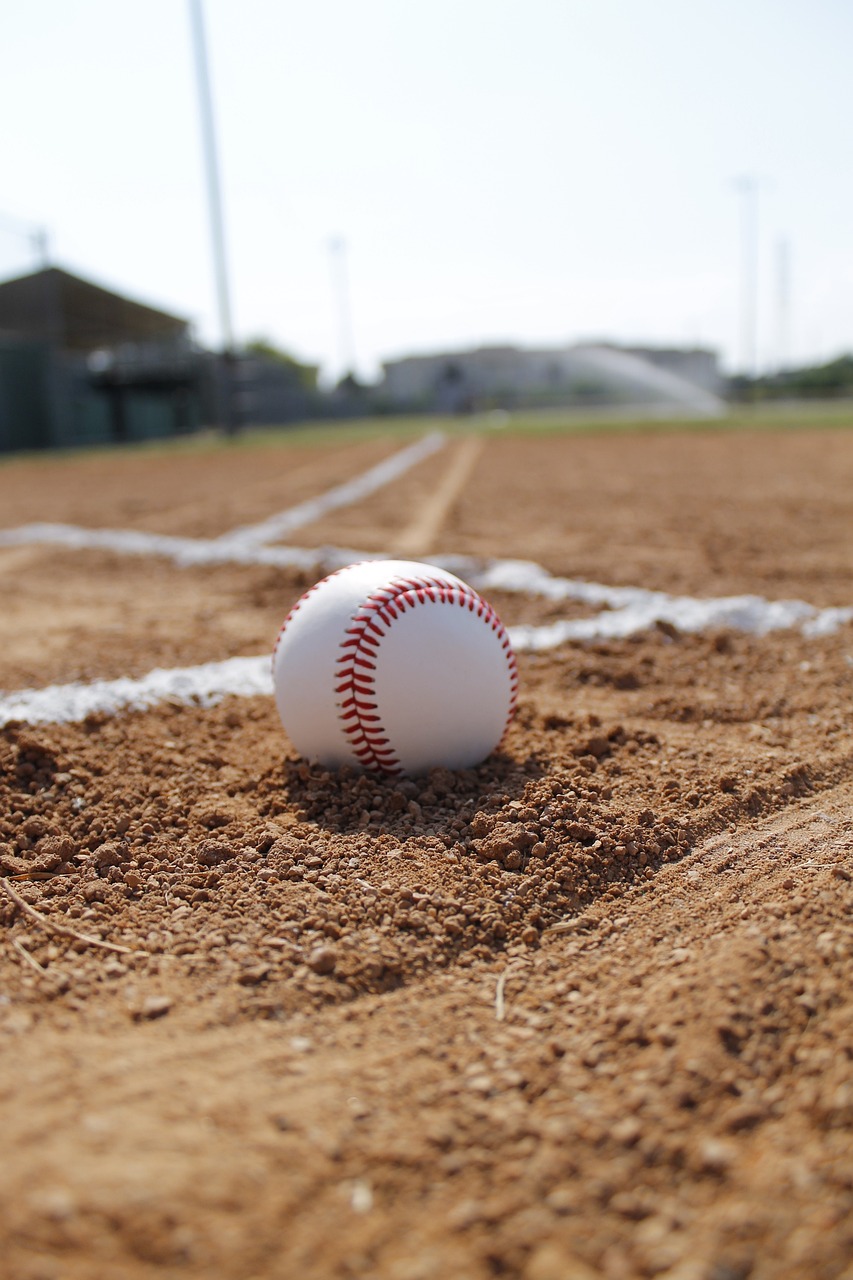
[0,0,851,448]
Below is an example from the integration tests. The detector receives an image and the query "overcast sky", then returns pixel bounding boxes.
[1,0,850,383]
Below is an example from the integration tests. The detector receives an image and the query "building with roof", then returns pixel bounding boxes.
[380,342,724,417]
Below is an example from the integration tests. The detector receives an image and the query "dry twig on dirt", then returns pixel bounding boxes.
[495,964,531,1021]
[0,877,146,957]
[8,870,67,882]
[11,937,47,974]
[495,970,508,1021]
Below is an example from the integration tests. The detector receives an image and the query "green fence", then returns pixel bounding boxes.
[0,343,202,453]
[0,340,52,452]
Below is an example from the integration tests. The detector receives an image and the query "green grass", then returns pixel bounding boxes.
[224,398,853,447]
[220,397,853,444]
[2,399,852,468]
[470,399,853,437]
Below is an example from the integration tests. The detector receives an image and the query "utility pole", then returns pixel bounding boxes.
[734,175,760,378]
[32,227,50,268]
[188,0,237,431]
[0,212,50,269]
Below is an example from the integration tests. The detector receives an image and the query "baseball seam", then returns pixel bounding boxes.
[334,574,518,775]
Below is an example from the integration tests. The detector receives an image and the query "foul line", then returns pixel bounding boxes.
[0,657,272,728]
[1,575,851,727]
[211,431,447,548]
[396,435,485,557]
[465,558,853,645]
[1,518,849,640]
[0,430,448,569]
[0,427,851,727]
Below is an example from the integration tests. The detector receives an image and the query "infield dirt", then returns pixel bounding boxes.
[1,424,852,1280]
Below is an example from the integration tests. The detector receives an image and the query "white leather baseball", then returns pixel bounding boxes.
[272,560,518,776]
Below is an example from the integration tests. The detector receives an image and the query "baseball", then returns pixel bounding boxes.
[272,560,518,776]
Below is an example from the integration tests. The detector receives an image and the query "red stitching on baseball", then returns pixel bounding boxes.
[334,572,518,775]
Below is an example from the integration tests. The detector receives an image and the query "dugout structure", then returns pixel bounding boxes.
[0,267,204,452]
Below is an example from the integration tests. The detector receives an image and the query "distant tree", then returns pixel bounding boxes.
[335,371,367,395]
[782,354,853,397]
[729,353,853,402]
[244,338,319,390]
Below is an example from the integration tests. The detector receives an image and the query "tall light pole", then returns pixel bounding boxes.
[329,236,357,384]
[735,175,760,378]
[188,0,237,429]
[775,237,790,376]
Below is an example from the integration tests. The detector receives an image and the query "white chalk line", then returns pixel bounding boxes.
[209,430,447,549]
[1,573,851,727]
[1,520,848,640]
[0,431,449,570]
[4,520,851,642]
[465,558,853,646]
[0,657,272,728]
[0,430,851,727]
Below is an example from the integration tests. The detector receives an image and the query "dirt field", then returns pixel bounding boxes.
[1,422,852,1280]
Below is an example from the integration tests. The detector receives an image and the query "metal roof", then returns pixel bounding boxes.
[0,267,189,352]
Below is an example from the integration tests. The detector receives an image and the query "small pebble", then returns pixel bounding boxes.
[307,946,337,976]
[134,995,173,1021]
